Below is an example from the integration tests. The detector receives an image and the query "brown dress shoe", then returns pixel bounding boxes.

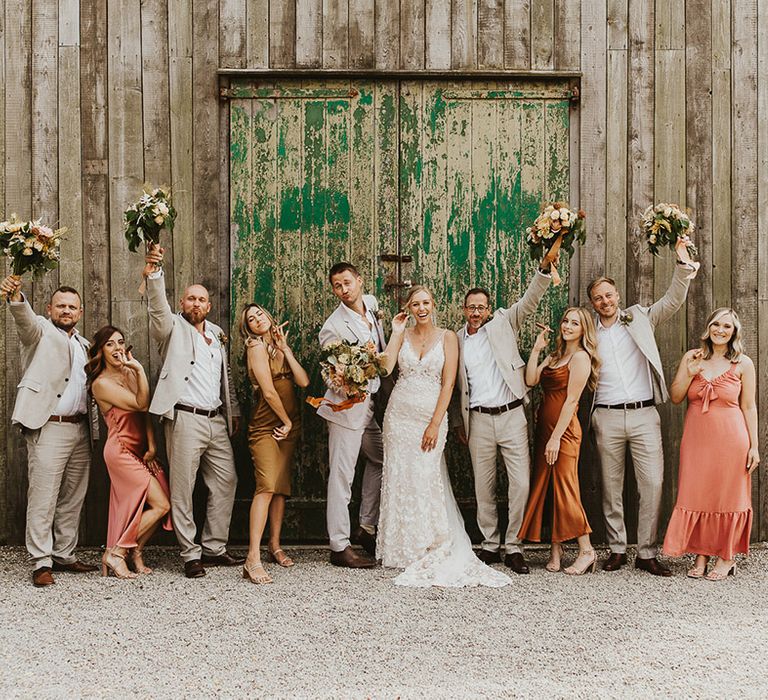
[504,552,530,574]
[476,549,502,564]
[634,556,672,577]
[201,551,246,567]
[602,553,627,571]
[351,526,377,557]
[33,567,55,587]
[184,559,207,578]
[52,560,99,573]
[330,545,376,569]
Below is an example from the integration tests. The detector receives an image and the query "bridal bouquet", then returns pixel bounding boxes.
[526,202,586,286]
[640,203,699,277]
[0,214,65,280]
[307,340,388,412]
[123,185,176,254]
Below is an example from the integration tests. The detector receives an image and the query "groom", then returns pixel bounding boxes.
[317,262,386,568]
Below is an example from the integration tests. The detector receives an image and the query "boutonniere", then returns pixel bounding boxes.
[374,309,385,322]
[619,311,634,326]
[218,331,229,345]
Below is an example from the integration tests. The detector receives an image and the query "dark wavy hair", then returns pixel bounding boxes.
[85,325,125,391]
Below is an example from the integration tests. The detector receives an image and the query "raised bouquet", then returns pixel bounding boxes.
[307,340,388,412]
[526,202,586,286]
[0,214,65,285]
[640,203,699,277]
[123,185,176,254]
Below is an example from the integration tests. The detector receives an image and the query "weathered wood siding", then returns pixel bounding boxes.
[1,1,766,545]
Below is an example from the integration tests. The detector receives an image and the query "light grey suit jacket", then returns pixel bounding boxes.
[317,294,386,430]
[453,271,551,437]
[593,263,692,408]
[146,273,240,435]
[8,295,93,431]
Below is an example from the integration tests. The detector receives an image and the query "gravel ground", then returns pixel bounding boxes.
[1,544,766,699]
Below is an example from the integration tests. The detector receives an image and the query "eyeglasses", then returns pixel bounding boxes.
[464,305,489,313]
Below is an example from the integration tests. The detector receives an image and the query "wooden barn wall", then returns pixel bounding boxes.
[1,0,766,545]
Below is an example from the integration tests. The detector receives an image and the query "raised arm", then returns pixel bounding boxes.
[505,269,552,332]
[273,323,310,388]
[669,349,702,404]
[380,311,407,376]
[738,356,760,475]
[525,325,552,387]
[646,262,692,328]
[421,331,459,452]
[3,275,45,347]
[143,245,175,342]
[543,351,590,466]
[247,339,292,441]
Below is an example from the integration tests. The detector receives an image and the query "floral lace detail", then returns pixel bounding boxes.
[377,333,511,588]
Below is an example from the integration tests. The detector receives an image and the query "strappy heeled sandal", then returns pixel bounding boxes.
[705,563,736,581]
[563,549,597,576]
[267,548,295,568]
[128,548,153,574]
[687,556,710,579]
[242,561,273,584]
[101,549,138,579]
[545,543,563,573]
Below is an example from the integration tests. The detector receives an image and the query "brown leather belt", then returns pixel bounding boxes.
[48,414,87,424]
[595,399,654,410]
[470,398,523,415]
[175,404,221,418]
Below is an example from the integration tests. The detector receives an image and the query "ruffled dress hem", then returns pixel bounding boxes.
[663,506,752,559]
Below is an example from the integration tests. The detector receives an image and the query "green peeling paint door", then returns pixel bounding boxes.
[229,79,573,541]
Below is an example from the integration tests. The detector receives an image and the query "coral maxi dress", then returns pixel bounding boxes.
[663,367,752,559]
[103,407,172,548]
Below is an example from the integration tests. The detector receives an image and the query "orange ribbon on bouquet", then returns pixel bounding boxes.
[675,237,700,280]
[306,395,366,412]
[544,232,565,286]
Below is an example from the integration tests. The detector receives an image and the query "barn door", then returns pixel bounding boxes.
[228,78,573,540]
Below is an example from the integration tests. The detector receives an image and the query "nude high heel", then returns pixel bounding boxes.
[564,549,597,576]
[101,549,138,579]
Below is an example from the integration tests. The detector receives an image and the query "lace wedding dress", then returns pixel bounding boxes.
[377,332,511,588]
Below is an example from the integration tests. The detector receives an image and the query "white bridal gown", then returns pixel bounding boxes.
[377,332,511,588]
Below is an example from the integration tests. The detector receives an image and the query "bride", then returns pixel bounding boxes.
[376,286,511,588]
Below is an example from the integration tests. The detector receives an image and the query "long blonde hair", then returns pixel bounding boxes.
[700,307,744,361]
[549,306,600,391]
[238,303,280,359]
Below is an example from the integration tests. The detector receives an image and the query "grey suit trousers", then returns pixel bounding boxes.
[165,411,237,562]
[24,421,91,569]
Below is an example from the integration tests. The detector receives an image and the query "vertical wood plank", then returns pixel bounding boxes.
[219,0,247,68]
[323,0,349,68]
[247,0,269,67]
[0,1,7,542]
[477,0,503,69]
[530,0,554,69]
[554,0,580,69]
[607,0,627,49]
[452,0,477,69]
[504,0,531,69]
[296,0,322,67]
[732,1,760,520]
[426,0,452,69]
[401,0,425,69]
[349,0,374,67]
[374,0,399,69]
[578,0,607,289]
[270,0,296,68]
[626,0,654,306]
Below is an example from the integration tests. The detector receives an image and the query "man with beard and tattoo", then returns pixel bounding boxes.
[142,245,243,578]
[1,275,99,587]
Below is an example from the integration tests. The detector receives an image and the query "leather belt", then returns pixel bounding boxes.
[595,399,655,410]
[470,398,523,415]
[48,414,87,424]
[175,404,221,418]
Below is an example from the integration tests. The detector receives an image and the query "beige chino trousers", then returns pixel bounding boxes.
[468,406,530,554]
[591,406,664,559]
[165,411,237,562]
[24,421,91,569]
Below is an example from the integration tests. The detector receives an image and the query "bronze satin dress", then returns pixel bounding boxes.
[247,350,300,497]
[518,363,591,543]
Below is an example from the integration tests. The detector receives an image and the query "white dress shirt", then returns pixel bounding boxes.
[595,317,654,405]
[53,329,88,416]
[462,325,516,408]
[338,302,382,394]
[177,322,223,410]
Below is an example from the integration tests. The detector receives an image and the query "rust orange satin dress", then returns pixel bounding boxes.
[662,368,752,559]
[518,363,591,543]
[103,407,172,549]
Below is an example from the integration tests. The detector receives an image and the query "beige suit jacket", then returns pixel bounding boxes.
[317,294,387,430]
[592,262,692,409]
[8,295,93,431]
[453,271,551,437]
[146,273,240,435]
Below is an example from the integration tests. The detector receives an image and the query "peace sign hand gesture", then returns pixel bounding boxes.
[274,321,290,352]
[533,323,552,352]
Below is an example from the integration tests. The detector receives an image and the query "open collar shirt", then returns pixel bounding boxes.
[177,320,223,410]
[53,327,88,416]
[595,316,654,405]
[461,324,516,408]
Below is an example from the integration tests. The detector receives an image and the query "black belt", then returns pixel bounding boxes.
[48,414,87,424]
[595,399,654,410]
[470,399,523,415]
[175,404,221,418]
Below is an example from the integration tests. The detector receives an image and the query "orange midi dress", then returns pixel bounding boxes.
[662,368,752,560]
[103,407,172,549]
[518,364,591,543]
